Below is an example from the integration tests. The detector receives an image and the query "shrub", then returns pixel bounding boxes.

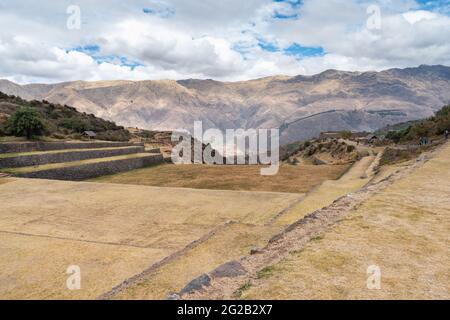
[6,107,45,139]
[59,117,89,133]
[386,128,409,143]
[340,131,353,139]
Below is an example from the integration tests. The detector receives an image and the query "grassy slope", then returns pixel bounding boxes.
[90,163,349,194]
[242,143,450,299]
[0,92,130,141]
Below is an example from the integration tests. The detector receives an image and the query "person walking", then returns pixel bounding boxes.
[445,129,449,140]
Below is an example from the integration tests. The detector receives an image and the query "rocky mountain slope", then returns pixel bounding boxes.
[1,65,449,144]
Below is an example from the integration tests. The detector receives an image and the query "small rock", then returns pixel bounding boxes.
[167,293,181,300]
[211,261,246,279]
[180,274,211,295]
[250,248,263,255]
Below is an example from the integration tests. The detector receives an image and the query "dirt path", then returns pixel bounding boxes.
[183,143,447,300]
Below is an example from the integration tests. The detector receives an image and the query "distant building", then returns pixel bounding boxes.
[365,134,385,144]
[83,131,97,139]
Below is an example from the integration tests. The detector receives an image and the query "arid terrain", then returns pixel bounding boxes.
[2,65,450,143]
[0,140,449,300]
[183,143,450,300]
[0,152,365,299]
[2,0,450,305]
[0,142,388,300]
[0,177,301,299]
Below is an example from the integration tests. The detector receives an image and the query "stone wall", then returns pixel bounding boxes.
[0,146,145,168]
[0,142,143,154]
[16,154,164,181]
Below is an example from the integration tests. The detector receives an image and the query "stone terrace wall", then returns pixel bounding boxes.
[0,146,145,168]
[16,154,164,181]
[0,142,143,154]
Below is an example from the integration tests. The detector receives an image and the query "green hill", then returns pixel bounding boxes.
[0,91,130,141]
[383,105,450,143]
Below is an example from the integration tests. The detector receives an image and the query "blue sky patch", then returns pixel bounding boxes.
[258,39,280,52]
[70,44,101,55]
[272,11,299,19]
[69,45,143,70]
[143,6,175,18]
[284,43,325,57]
[415,0,450,14]
[256,39,325,58]
[272,0,302,20]
[94,55,144,70]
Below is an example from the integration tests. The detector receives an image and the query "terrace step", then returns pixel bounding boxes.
[2,153,164,181]
[0,146,145,168]
[0,141,143,154]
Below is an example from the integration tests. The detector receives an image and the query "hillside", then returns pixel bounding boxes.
[1,65,450,144]
[0,92,130,141]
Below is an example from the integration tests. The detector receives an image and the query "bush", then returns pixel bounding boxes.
[59,117,89,133]
[383,105,450,143]
[386,127,410,143]
[6,107,45,139]
[340,131,353,139]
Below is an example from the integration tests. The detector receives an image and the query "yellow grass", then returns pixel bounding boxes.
[0,178,301,299]
[0,155,379,300]
[0,232,169,300]
[91,163,348,194]
[113,223,284,300]
[275,156,375,225]
[242,144,450,300]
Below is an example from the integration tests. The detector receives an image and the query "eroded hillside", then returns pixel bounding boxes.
[1,65,450,144]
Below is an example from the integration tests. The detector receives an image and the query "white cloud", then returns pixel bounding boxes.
[0,0,449,83]
[403,10,437,24]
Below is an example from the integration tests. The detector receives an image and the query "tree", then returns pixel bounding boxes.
[340,131,353,139]
[7,107,45,139]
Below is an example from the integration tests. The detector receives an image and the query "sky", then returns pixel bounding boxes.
[0,0,449,84]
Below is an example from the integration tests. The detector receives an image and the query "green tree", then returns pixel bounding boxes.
[340,131,353,139]
[7,107,45,139]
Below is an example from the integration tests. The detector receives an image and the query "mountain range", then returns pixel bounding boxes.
[1,65,449,144]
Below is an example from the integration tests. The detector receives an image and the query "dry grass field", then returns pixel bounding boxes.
[90,163,348,194]
[96,156,378,299]
[0,177,303,299]
[0,153,377,300]
[111,223,284,299]
[240,144,450,300]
